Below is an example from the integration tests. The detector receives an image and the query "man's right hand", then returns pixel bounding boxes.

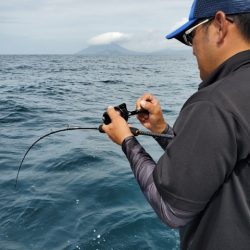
[136,93,167,133]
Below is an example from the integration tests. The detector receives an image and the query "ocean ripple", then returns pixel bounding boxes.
[0,54,198,249]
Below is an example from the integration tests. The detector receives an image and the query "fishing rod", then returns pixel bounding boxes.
[15,103,174,188]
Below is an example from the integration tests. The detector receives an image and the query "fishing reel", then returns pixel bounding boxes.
[102,103,128,125]
[99,103,148,133]
[102,103,147,125]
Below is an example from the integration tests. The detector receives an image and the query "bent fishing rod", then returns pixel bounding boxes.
[15,103,174,188]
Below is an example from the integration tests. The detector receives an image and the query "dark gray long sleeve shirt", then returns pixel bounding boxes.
[122,51,250,250]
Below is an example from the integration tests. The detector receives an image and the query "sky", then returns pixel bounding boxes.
[0,0,194,54]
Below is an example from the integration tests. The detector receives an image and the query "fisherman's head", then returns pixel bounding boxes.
[166,0,250,80]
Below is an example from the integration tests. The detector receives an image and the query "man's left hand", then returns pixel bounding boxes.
[102,106,133,145]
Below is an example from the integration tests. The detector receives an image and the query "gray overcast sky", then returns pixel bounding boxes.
[0,0,194,54]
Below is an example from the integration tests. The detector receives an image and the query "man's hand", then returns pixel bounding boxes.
[136,93,167,133]
[102,107,133,145]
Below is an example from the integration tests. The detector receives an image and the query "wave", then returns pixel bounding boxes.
[2,65,34,71]
[0,105,35,123]
[0,54,197,250]
[100,80,125,85]
[48,66,88,73]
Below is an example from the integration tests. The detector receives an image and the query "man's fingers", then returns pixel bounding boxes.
[142,93,154,102]
[106,106,120,121]
[136,93,157,111]
[140,99,155,113]
[101,109,115,133]
[136,97,142,110]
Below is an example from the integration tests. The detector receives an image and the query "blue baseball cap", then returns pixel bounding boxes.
[167,0,250,45]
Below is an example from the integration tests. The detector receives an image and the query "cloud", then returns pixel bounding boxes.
[88,32,131,45]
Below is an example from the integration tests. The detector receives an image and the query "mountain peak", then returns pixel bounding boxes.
[77,43,142,56]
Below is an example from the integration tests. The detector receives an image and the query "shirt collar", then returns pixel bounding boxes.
[198,50,250,90]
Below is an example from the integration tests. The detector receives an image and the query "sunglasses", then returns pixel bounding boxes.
[183,19,211,46]
[183,16,234,46]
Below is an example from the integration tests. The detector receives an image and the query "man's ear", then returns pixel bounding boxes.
[213,11,229,45]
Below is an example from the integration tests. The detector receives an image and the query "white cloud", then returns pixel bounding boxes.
[88,32,131,45]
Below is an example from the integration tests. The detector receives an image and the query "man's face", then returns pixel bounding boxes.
[192,21,216,81]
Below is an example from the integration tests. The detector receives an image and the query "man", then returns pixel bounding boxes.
[102,0,250,249]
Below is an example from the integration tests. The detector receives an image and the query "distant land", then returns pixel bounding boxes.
[77,43,144,56]
[77,43,191,56]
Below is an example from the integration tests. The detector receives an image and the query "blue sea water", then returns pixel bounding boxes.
[0,53,199,250]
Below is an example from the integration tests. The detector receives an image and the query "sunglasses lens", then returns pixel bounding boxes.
[187,34,193,45]
[183,33,192,46]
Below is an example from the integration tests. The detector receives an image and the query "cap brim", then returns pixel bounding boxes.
[166,19,197,43]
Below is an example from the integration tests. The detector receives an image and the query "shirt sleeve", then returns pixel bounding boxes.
[122,136,196,228]
[153,100,237,212]
[153,124,175,150]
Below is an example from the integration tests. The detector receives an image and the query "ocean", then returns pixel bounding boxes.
[0,53,200,250]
